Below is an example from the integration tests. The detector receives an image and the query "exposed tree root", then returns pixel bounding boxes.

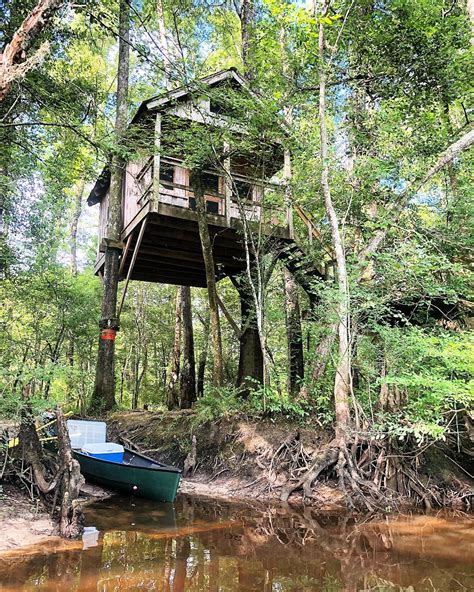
[280,444,339,502]
[277,434,472,511]
[109,412,472,511]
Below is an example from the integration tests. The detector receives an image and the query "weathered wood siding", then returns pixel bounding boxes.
[159,164,188,209]
[123,158,153,228]
[98,190,109,249]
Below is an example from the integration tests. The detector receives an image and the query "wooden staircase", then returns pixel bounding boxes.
[272,204,329,308]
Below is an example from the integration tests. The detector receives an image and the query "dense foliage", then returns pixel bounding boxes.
[0,0,472,452]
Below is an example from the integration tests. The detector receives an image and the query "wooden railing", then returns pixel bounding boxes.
[123,157,290,232]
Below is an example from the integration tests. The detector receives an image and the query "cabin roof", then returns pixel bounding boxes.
[88,69,251,206]
[134,68,249,119]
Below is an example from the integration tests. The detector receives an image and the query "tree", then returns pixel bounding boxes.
[180,285,196,408]
[89,0,130,413]
[317,1,351,441]
[167,286,182,409]
[190,171,224,387]
[284,269,304,397]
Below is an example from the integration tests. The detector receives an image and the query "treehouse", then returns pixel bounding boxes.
[88,69,294,288]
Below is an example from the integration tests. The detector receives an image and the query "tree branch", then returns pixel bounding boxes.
[0,0,66,101]
[0,120,100,149]
[359,126,474,264]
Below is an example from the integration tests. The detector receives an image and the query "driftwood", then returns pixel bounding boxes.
[55,408,84,538]
[19,407,84,538]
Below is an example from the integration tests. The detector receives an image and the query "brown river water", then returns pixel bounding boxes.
[0,494,473,591]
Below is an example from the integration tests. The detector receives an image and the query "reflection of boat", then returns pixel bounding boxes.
[84,497,178,533]
[73,447,181,502]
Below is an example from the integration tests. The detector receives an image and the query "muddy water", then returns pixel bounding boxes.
[0,495,473,591]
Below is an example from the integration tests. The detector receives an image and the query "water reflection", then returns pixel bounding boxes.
[0,494,473,591]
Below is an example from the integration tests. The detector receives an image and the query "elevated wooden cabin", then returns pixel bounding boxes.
[88,69,292,288]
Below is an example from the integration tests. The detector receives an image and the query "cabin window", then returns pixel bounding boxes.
[233,180,253,201]
[206,200,219,214]
[189,198,220,215]
[160,163,174,184]
[202,172,219,195]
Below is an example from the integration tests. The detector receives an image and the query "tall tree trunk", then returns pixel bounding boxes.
[197,311,210,397]
[67,180,84,375]
[0,172,6,279]
[89,0,129,413]
[180,285,196,408]
[167,286,182,409]
[284,269,304,397]
[240,0,255,80]
[318,4,351,440]
[189,171,224,387]
[156,0,179,88]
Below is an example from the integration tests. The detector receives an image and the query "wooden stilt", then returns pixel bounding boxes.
[118,233,133,276]
[117,219,147,318]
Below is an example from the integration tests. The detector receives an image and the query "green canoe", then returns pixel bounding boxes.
[73,447,181,502]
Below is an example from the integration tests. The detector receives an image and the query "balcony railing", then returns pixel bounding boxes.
[123,157,288,231]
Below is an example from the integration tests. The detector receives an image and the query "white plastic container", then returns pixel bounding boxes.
[67,419,106,449]
[81,442,124,464]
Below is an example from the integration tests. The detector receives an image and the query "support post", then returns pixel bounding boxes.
[223,141,232,226]
[117,218,147,318]
[118,233,133,276]
[152,112,162,211]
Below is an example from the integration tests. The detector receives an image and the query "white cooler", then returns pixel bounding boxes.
[81,442,124,463]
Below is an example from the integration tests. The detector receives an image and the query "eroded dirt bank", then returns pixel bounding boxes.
[108,410,473,511]
[0,485,59,552]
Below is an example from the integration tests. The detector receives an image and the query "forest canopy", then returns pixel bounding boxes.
[1,0,472,459]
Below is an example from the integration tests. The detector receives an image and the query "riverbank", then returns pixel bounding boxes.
[0,485,59,552]
[109,410,474,511]
[0,482,111,554]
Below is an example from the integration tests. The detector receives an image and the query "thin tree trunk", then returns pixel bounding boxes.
[189,171,224,387]
[278,38,304,396]
[156,0,179,88]
[70,180,84,276]
[318,3,351,440]
[89,0,130,413]
[284,268,304,397]
[67,180,84,373]
[180,285,196,408]
[197,311,210,397]
[240,0,255,80]
[167,286,182,409]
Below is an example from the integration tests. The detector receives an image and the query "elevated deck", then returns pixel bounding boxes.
[95,157,292,288]
[95,199,291,288]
